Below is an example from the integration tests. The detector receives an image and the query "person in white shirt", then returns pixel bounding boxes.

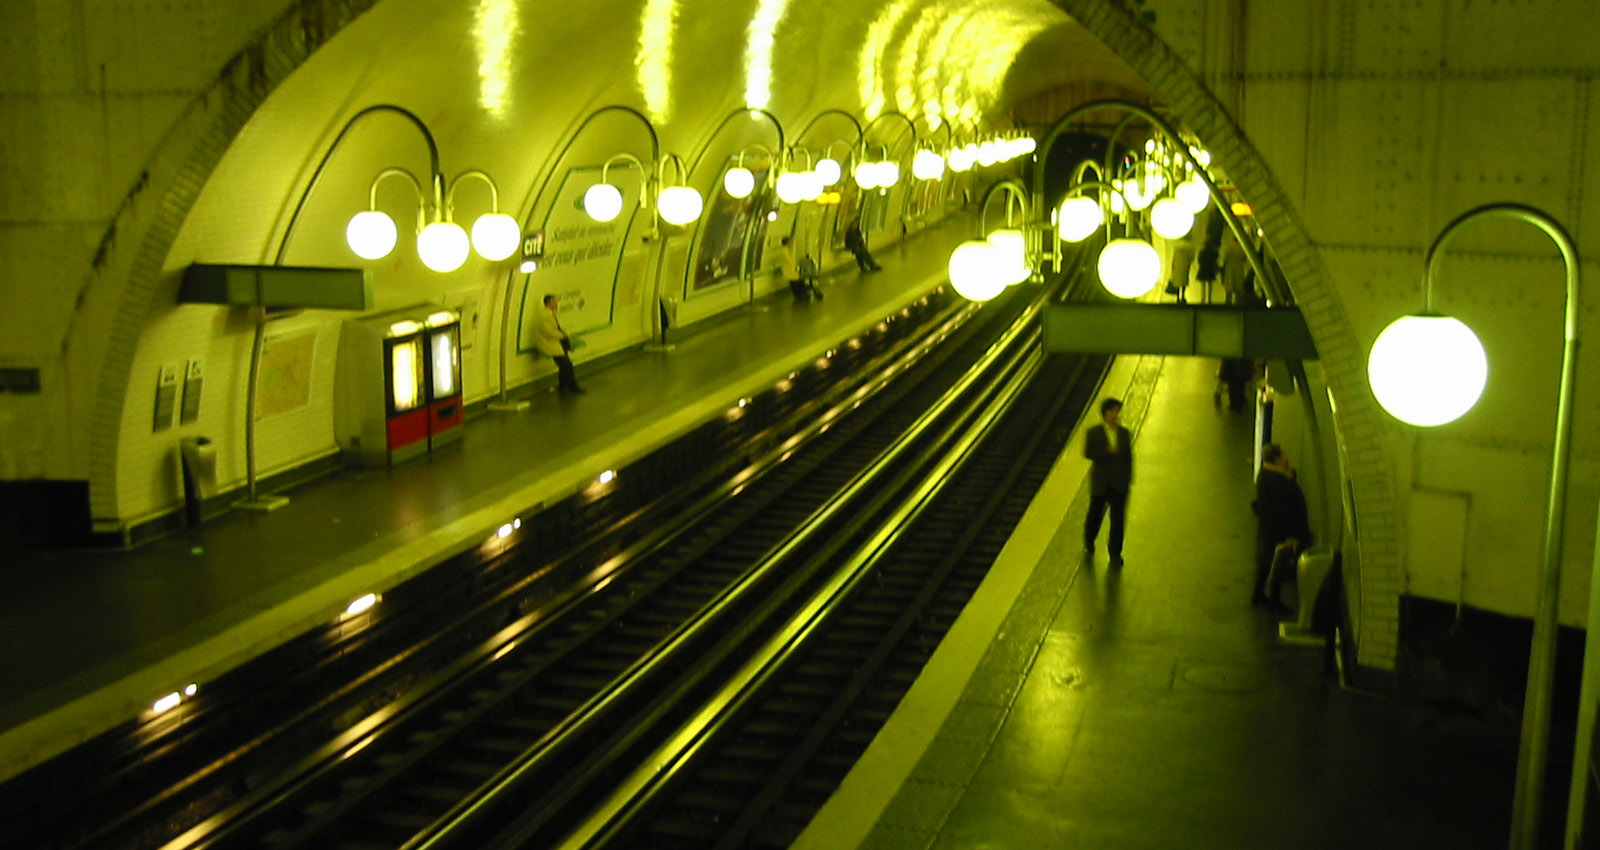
[536,294,583,394]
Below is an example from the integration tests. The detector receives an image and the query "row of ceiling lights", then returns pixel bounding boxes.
[339,113,1036,273]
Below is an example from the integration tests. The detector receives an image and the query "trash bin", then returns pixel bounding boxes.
[179,436,217,528]
[1293,547,1336,631]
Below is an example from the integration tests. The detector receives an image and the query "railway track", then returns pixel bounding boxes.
[6,241,1112,850]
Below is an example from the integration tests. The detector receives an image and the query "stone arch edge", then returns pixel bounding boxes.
[84,0,381,532]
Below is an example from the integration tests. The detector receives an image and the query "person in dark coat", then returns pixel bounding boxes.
[843,218,882,272]
[1083,397,1133,567]
[1253,443,1313,615]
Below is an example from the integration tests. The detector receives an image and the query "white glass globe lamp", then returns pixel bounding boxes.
[800,171,824,201]
[776,171,808,203]
[853,161,881,190]
[1175,177,1210,214]
[947,147,975,173]
[1097,238,1162,298]
[1017,136,1037,155]
[976,141,999,167]
[815,157,842,186]
[724,167,756,199]
[912,149,945,180]
[1190,145,1212,166]
[948,240,1007,302]
[470,213,521,261]
[657,185,704,225]
[1056,196,1103,243]
[986,228,1031,286]
[417,221,471,272]
[1149,197,1196,240]
[1122,176,1154,212]
[583,183,624,222]
[346,210,398,260]
[1367,314,1488,426]
[876,161,901,188]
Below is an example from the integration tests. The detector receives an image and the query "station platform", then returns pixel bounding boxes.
[798,355,1526,850]
[0,217,968,781]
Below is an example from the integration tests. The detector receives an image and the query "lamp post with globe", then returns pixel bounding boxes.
[1364,202,1588,850]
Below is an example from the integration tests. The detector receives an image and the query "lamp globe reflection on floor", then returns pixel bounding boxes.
[1365,202,1587,850]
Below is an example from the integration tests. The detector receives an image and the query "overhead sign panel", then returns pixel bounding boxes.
[1042,303,1317,360]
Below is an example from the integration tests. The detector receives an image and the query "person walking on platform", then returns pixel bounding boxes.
[1083,398,1132,567]
[537,294,583,394]
[1253,443,1312,616]
[844,218,882,272]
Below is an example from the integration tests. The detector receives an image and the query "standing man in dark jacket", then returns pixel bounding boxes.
[1083,398,1133,567]
[1253,443,1312,614]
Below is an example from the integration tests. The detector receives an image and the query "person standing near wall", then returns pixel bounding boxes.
[537,294,583,394]
[1252,443,1312,615]
[1083,398,1133,567]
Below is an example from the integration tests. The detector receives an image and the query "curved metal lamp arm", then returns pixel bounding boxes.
[792,108,865,152]
[687,108,786,178]
[274,103,441,266]
[656,152,691,187]
[445,168,502,217]
[1419,203,1580,850]
[1033,98,1276,303]
[863,110,919,152]
[367,167,428,231]
[978,178,1030,234]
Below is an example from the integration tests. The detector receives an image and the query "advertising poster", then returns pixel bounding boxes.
[257,329,317,418]
[690,160,774,294]
[517,165,641,350]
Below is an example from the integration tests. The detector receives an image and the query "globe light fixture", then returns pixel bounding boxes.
[416,220,471,272]
[583,183,624,222]
[947,239,1007,302]
[815,157,842,186]
[470,213,521,261]
[912,148,945,180]
[776,170,809,203]
[1149,197,1196,239]
[1175,177,1210,213]
[854,160,881,190]
[657,184,704,225]
[346,210,399,260]
[1366,314,1487,427]
[1097,237,1162,298]
[801,170,825,200]
[947,146,975,172]
[986,228,1030,286]
[1056,196,1103,243]
[724,166,756,199]
[876,160,901,188]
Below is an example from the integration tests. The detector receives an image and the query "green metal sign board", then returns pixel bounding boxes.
[1041,303,1317,360]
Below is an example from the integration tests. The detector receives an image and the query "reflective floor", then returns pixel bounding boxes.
[806,356,1526,850]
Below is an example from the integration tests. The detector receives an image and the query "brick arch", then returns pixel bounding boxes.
[84,0,381,525]
[1049,0,1403,669]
